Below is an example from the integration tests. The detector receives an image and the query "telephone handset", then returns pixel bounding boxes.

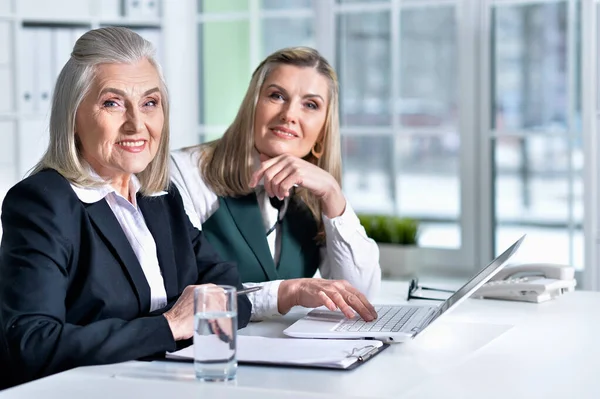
[474,263,577,303]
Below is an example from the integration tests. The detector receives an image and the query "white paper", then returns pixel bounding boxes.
[167,336,383,369]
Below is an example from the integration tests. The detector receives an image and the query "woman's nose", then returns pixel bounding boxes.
[124,108,144,132]
[279,102,299,124]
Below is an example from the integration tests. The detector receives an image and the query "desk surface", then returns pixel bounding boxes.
[2,281,600,399]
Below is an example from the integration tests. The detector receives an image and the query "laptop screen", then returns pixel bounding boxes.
[418,235,525,332]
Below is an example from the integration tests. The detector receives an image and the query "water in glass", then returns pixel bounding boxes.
[194,310,237,381]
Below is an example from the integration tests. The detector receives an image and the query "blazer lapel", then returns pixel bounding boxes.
[222,195,278,281]
[137,195,178,299]
[84,200,151,313]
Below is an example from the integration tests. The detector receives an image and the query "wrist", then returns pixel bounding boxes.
[277,280,298,315]
[163,312,181,341]
[320,184,346,219]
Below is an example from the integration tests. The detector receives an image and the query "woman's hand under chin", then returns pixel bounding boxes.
[248,153,347,218]
[277,278,378,321]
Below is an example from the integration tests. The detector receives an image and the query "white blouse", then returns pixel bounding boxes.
[70,173,168,312]
[169,148,381,320]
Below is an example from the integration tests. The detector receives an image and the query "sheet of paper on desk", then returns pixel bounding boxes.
[167,336,383,369]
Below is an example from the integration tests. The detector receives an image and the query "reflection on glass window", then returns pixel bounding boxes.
[342,135,394,213]
[493,2,568,132]
[199,0,248,13]
[337,11,391,126]
[399,6,457,130]
[395,6,460,248]
[337,0,389,3]
[261,0,313,9]
[494,135,582,222]
[260,18,314,59]
[492,2,582,268]
[198,21,250,125]
[397,134,460,213]
[494,135,583,267]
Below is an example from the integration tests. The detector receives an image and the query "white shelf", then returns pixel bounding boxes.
[20,18,163,28]
[20,16,92,26]
[99,18,162,28]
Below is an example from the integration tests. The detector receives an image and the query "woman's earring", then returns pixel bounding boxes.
[311,141,324,159]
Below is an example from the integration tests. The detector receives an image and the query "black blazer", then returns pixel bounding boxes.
[0,169,251,388]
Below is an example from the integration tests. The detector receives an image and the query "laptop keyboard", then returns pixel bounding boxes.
[334,305,423,333]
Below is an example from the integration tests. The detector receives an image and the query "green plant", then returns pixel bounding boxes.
[358,214,419,245]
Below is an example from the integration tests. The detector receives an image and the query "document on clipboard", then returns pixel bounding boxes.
[166,336,388,370]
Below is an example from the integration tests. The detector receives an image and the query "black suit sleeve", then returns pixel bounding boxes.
[188,228,252,328]
[0,182,177,385]
[167,183,251,328]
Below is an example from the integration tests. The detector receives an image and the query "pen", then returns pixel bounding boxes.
[237,286,263,296]
[357,346,380,362]
[347,345,380,362]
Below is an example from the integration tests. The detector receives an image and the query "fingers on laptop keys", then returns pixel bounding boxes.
[318,281,378,321]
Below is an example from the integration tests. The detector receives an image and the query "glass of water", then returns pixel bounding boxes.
[194,285,237,381]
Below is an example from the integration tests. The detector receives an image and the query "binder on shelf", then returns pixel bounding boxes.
[35,28,53,117]
[124,0,143,18]
[0,67,12,113]
[52,28,73,80]
[141,0,160,18]
[98,0,122,19]
[166,335,389,370]
[17,0,90,20]
[0,21,11,65]
[0,0,11,15]
[19,28,36,114]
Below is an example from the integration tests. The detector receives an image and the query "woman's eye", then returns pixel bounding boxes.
[103,100,119,108]
[306,102,319,110]
[144,99,158,107]
[269,92,284,101]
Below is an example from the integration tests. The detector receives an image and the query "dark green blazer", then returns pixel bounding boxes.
[202,194,321,283]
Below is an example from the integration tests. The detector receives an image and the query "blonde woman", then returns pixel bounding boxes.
[170,47,381,322]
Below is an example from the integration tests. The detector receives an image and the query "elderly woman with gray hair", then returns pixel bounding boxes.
[0,27,251,388]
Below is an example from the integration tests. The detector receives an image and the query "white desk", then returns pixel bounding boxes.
[2,281,600,399]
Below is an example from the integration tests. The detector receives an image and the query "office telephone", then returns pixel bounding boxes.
[474,263,577,303]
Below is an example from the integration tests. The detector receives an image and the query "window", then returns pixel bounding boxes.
[489,1,582,268]
[336,1,462,253]
[193,0,585,273]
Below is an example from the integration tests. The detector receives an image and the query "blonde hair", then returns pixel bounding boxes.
[190,46,341,239]
[31,26,171,195]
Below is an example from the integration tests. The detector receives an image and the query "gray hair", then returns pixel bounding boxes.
[31,26,170,195]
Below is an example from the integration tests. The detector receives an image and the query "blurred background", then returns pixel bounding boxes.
[2,0,599,287]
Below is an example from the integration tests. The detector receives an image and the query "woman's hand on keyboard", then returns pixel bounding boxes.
[277,278,378,321]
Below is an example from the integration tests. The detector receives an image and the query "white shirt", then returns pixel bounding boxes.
[170,148,381,320]
[70,172,168,312]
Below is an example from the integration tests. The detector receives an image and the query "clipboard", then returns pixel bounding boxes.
[166,336,389,370]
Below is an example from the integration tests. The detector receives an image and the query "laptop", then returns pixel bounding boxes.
[284,235,525,342]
